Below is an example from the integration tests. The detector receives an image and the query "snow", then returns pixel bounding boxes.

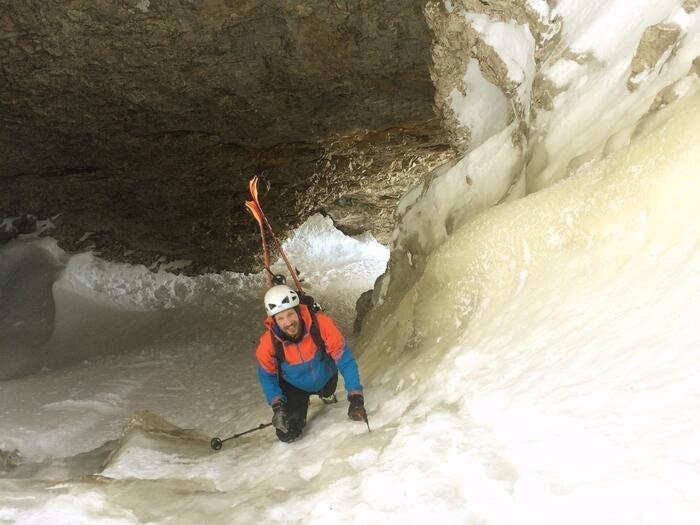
[0,214,388,461]
[3,89,700,523]
[4,3,700,524]
[552,0,680,63]
[357,88,700,524]
[389,121,525,296]
[545,59,584,89]
[439,6,537,156]
[463,13,536,88]
[531,0,700,190]
[135,0,150,14]
[525,0,551,24]
[463,12,536,107]
[449,58,510,148]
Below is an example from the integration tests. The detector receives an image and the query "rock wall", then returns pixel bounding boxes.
[3,1,699,277]
[1,0,450,271]
[356,0,700,332]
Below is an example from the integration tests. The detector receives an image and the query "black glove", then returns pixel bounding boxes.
[347,394,367,422]
[271,400,289,433]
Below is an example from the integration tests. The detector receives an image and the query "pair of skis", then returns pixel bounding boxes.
[244,176,304,292]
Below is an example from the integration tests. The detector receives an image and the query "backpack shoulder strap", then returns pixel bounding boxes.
[308,309,329,359]
[271,331,285,377]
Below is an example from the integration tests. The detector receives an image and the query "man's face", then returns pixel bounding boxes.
[274,308,301,339]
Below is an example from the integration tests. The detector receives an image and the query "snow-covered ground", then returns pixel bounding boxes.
[4,2,700,522]
[3,88,700,524]
[0,215,390,523]
[0,215,387,459]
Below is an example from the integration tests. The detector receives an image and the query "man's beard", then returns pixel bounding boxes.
[283,320,302,341]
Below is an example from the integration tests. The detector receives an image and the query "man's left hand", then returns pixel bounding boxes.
[347,394,367,422]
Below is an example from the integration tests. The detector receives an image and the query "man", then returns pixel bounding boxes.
[255,284,367,442]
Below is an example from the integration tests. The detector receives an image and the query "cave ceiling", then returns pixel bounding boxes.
[1,1,462,272]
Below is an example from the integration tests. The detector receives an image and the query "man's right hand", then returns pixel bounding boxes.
[271,400,289,433]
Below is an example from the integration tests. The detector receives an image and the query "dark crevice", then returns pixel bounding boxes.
[10,166,101,179]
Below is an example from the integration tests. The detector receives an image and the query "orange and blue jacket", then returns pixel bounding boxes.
[255,304,363,405]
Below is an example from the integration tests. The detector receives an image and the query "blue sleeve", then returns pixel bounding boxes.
[257,365,285,405]
[336,344,363,394]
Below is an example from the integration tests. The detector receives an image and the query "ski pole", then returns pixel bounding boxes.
[363,412,371,433]
[210,422,273,451]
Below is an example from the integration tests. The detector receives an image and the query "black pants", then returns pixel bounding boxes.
[276,371,338,443]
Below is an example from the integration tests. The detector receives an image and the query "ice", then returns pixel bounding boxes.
[449,58,510,148]
[525,0,551,24]
[355,88,700,523]
[463,12,536,106]
[553,0,680,62]
[380,122,525,311]
[530,1,700,190]
[0,215,388,464]
[3,10,700,525]
[0,242,63,378]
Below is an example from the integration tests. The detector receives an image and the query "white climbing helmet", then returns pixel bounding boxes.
[264,285,300,317]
